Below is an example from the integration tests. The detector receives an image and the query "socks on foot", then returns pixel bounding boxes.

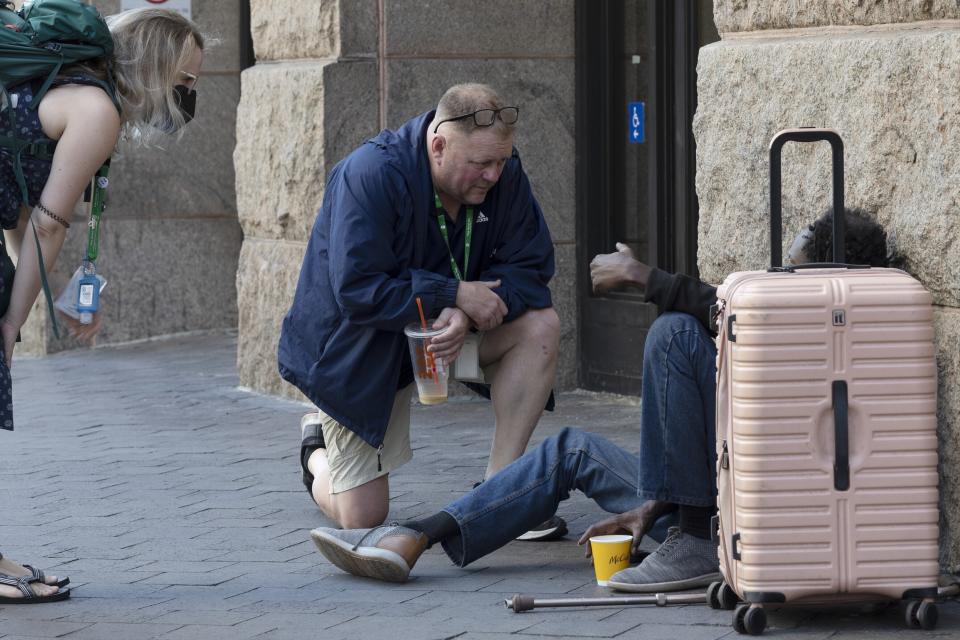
[402,511,459,546]
[678,504,716,541]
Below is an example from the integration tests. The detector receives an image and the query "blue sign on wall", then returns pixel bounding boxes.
[628,102,645,144]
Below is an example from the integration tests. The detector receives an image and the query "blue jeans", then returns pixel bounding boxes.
[440,312,718,567]
[637,312,718,507]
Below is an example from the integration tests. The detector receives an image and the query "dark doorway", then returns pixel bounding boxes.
[576,0,719,395]
[239,0,255,70]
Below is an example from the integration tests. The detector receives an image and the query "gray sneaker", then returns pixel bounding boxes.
[311,524,428,583]
[607,527,719,593]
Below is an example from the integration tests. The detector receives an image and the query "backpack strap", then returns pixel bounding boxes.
[0,137,55,160]
[104,62,121,115]
[28,69,119,116]
[29,217,60,340]
[29,55,63,110]
[0,79,56,205]
[0,135,56,207]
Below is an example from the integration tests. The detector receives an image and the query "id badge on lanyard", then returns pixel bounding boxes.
[434,191,472,281]
[433,191,487,383]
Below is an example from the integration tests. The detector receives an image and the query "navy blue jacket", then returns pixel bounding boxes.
[278,111,555,448]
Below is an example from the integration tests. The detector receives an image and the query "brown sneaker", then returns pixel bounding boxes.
[310,524,428,583]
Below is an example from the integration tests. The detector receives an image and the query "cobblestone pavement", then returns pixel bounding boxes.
[0,332,958,639]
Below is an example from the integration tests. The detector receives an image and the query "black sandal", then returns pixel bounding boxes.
[300,413,325,491]
[0,572,70,604]
[0,552,69,588]
[24,564,69,588]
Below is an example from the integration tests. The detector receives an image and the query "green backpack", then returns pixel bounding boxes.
[0,0,114,86]
[1,0,117,200]
[0,0,118,337]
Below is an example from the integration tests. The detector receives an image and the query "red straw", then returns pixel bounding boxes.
[415,297,428,329]
[415,297,440,384]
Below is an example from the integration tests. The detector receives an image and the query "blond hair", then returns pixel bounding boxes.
[106,8,205,141]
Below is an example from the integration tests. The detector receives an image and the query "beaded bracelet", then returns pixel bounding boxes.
[36,201,70,229]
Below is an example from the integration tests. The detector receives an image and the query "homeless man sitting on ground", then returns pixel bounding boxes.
[309,209,891,592]
[278,83,567,541]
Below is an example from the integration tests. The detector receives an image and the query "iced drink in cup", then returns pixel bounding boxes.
[404,322,449,405]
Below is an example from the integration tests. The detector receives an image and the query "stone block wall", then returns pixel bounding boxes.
[235,0,577,401]
[697,1,960,569]
[20,0,243,354]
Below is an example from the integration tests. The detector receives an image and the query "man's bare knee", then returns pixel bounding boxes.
[518,308,560,351]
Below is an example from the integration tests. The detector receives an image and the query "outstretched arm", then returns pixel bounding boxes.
[591,242,718,334]
[1,90,119,366]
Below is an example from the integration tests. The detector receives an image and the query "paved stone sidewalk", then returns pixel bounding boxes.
[0,332,958,639]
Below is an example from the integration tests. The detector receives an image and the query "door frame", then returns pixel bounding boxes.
[575,0,703,394]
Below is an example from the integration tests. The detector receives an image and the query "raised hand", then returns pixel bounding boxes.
[589,242,651,294]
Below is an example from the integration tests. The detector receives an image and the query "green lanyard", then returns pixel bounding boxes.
[85,163,109,262]
[434,191,472,281]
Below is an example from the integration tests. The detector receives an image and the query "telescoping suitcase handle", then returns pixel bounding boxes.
[769,128,845,268]
[771,129,852,493]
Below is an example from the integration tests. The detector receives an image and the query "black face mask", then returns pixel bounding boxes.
[160,84,197,133]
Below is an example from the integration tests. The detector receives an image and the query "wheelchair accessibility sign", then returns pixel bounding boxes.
[628,102,645,144]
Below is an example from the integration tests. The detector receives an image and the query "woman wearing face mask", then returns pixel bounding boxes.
[0,7,203,603]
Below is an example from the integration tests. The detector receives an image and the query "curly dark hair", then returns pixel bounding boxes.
[804,208,889,267]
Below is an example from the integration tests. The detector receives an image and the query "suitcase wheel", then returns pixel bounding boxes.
[733,603,767,635]
[708,580,739,610]
[905,599,938,630]
[706,581,723,609]
[718,582,739,610]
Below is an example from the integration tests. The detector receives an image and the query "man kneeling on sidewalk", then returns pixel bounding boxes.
[310,209,890,592]
[279,83,564,541]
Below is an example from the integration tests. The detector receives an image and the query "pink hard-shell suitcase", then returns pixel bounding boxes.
[708,129,940,635]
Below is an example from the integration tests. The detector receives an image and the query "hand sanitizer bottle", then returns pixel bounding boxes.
[77,262,99,325]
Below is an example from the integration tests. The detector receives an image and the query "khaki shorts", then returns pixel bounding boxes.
[319,384,414,494]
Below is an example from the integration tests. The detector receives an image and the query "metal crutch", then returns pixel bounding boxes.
[505,591,706,613]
